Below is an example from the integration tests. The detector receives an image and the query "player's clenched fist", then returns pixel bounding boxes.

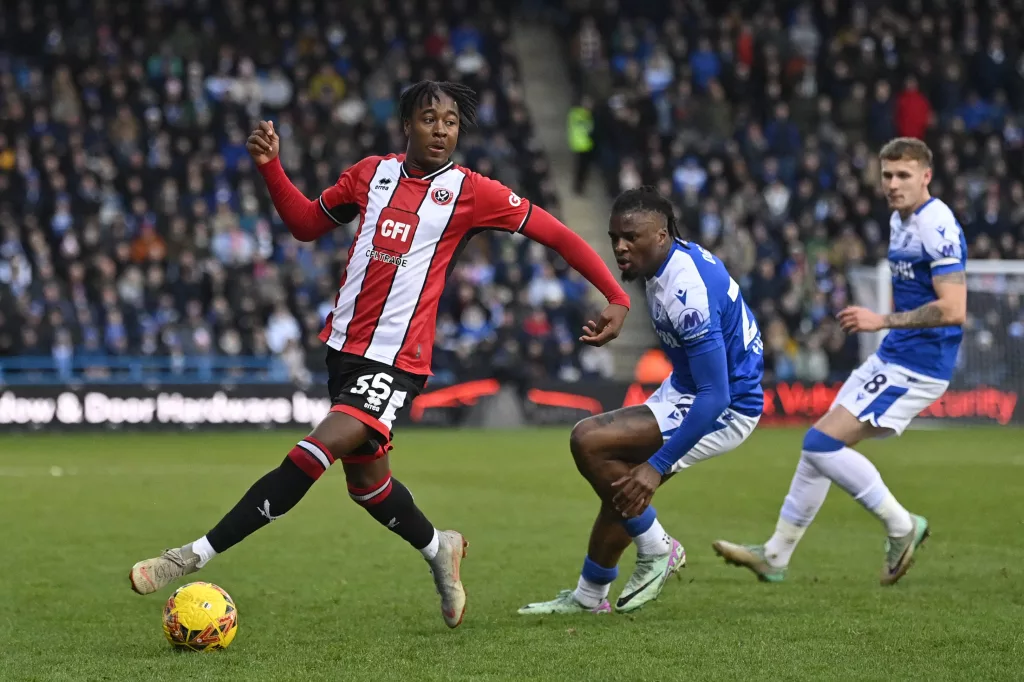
[247,120,280,166]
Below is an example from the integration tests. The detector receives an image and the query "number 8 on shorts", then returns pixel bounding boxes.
[832,353,949,436]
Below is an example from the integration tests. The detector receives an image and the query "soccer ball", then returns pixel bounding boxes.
[162,582,238,651]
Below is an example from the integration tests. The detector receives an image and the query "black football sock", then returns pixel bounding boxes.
[204,438,336,554]
[348,473,437,555]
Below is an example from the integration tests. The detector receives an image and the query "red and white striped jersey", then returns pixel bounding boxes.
[316,154,532,376]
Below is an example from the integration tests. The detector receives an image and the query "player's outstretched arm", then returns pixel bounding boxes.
[837,271,967,332]
[611,343,731,517]
[520,206,631,346]
[248,120,336,242]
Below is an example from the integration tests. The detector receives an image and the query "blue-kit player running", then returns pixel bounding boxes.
[714,137,966,586]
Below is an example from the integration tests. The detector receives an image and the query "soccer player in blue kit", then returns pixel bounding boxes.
[714,137,967,586]
[518,186,765,615]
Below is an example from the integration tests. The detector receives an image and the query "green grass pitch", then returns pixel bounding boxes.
[0,427,1021,681]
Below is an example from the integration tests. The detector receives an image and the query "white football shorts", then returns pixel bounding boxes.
[831,353,949,436]
[644,376,760,474]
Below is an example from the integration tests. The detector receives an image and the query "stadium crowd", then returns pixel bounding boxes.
[0,0,610,386]
[3,0,1024,390]
[562,0,1024,384]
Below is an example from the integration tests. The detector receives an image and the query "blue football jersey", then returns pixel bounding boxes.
[877,197,967,381]
[646,240,764,416]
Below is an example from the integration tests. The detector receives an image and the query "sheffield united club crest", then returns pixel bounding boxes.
[431,187,454,206]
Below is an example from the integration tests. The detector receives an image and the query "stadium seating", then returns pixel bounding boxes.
[5,0,1024,390]
[561,0,1024,383]
[0,0,607,386]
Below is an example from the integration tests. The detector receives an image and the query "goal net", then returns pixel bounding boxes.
[849,261,1024,410]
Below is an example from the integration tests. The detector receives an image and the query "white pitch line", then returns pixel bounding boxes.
[0,464,278,477]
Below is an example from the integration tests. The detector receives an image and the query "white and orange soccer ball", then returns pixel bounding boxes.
[162,581,238,651]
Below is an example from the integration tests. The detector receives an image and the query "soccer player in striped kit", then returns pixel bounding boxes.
[129,81,632,628]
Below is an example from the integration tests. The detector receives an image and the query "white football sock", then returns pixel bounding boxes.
[806,445,879,496]
[764,518,808,568]
[420,529,440,561]
[573,576,610,608]
[633,518,672,556]
[764,455,832,567]
[871,491,914,537]
[805,445,913,537]
[190,536,216,568]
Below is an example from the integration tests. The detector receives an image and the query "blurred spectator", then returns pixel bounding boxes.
[568,95,596,194]
[265,303,302,356]
[895,76,932,140]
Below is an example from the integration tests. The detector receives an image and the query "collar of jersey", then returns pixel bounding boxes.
[401,160,454,181]
[652,240,683,279]
[913,197,936,215]
[898,196,937,225]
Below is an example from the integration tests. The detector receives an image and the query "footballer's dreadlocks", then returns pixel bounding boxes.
[399,80,479,128]
[611,185,683,241]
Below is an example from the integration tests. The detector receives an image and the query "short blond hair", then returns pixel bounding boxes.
[879,137,933,168]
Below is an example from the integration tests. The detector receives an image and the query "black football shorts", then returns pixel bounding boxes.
[325,349,426,463]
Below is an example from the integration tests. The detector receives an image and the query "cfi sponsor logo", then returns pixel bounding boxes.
[373,207,420,256]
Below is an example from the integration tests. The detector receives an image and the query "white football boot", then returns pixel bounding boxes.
[129,545,201,595]
[428,530,468,628]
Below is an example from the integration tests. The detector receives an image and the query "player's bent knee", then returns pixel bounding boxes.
[569,417,602,468]
[812,406,880,447]
[342,450,391,488]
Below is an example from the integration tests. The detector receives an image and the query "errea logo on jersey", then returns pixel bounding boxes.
[508,192,522,207]
[373,207,420,256]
